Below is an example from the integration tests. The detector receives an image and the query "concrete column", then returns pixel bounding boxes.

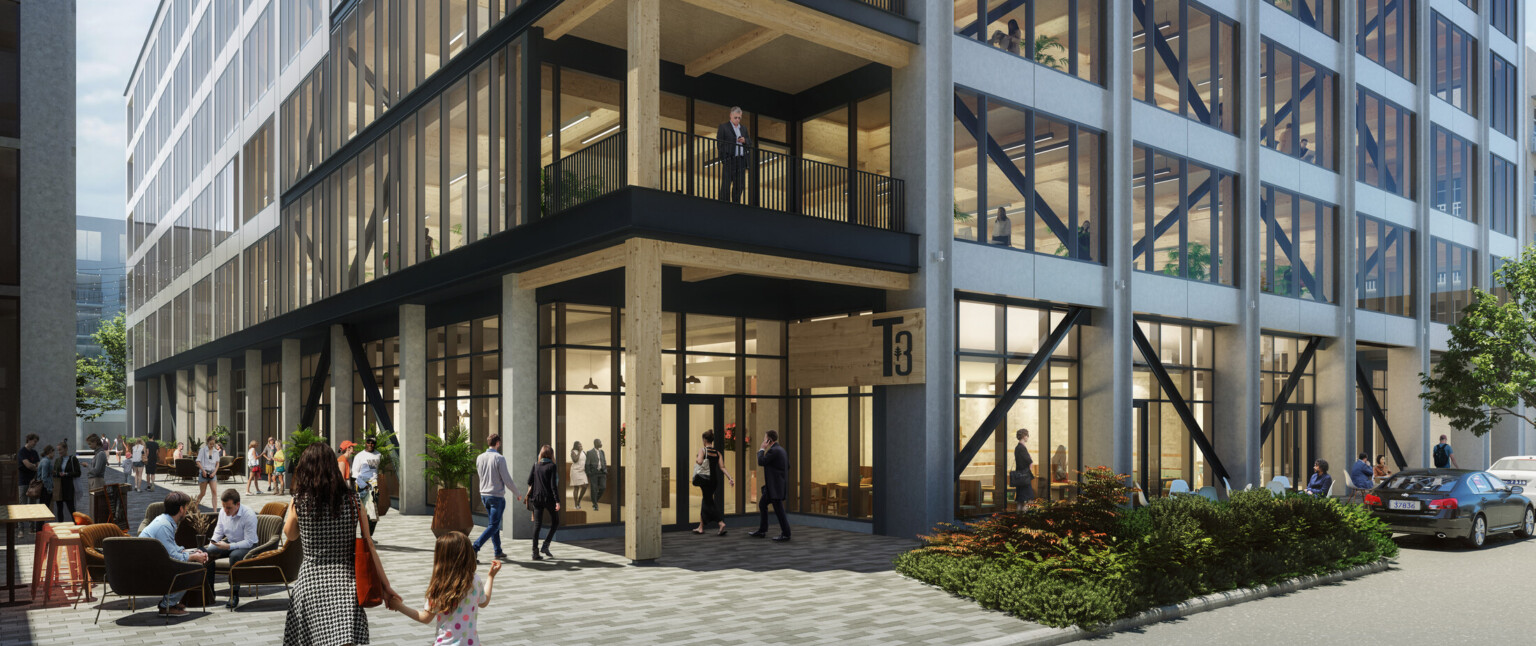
[502,274,538,539]
[244,349,262,447]
[330,325,354,443]
[216,357,234,433]
[623,239,663,561]
[625,0,660,190]
[281,338,301,439]
[174,369,191,448]
[1212,326,1260,488]
[398,304,428,515]
[129,375,149,437]
[1331,2,1361,479]
[157,374,174,440]
[1386,346,1428,467]
[879,0,954,538]
[193,364,209,442]
[1313,340,1356,477]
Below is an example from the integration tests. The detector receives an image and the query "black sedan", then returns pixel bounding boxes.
[1364,468,1536,548]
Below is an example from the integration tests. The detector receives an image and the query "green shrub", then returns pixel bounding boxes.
[897,472,1398,630]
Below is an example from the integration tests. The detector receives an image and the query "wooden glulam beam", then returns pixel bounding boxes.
[540,0,616,40]
[517,245,627,290]
[673,0,910,69]
[656,241,910,291]
[685,27,781,78]
[679,268,736,282]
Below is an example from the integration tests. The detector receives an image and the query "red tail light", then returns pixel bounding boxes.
[1364,493,1382,506]
[1428,498,1459,511]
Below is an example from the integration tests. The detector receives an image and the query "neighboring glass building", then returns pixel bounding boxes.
[127,1,1529,555]
[77,216,129,443]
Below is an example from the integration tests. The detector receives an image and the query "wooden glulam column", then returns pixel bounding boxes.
[627,0,660,189]
[623,238,663,562]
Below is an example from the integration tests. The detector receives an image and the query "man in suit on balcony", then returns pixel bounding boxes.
[716,106,750,204]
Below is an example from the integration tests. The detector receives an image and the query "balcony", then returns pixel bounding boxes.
[540,129,905,232]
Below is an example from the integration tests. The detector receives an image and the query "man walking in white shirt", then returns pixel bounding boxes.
[473,434,522,560]
[204,488,259,608]
[194,439,223,510]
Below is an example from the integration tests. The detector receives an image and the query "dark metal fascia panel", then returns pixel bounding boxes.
[786,0,920,43]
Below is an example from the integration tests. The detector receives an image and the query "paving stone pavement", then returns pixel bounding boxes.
[0,463,1043,645]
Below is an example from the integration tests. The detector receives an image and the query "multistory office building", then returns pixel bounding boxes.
[126,0,1529,558]
[76,215,128,442]
[1,0,75,490]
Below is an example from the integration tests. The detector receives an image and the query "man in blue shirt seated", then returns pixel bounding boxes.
[141,491,209,616]
[1349,453,1376,496]
[204,488,259,608]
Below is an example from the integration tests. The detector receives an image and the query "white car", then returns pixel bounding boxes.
[1487,456,1536,489]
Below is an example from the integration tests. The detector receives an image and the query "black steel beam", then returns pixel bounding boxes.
[953,306,1086,479]
[1356,363,1407,469]
[344,325,394,434]
[1131,323,1232,486]
[299,338,332,431]
[1259,336,1321,444]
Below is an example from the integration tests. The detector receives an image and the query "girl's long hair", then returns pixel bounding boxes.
[292,442,350,517]
[426,531,477,615]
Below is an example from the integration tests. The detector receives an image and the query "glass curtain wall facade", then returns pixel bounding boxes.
[1357,215,1413,317]
[1261,40,1336,169]
[426,317,500,509]
[1264,0,1336,37]
[1259,186,1336,302]
[1358,0,1412,79]
[1430,238,1477,325]
[1258,334,1315,486]
[1490,155,1517,236]
[952,88,1103,262]
[1431,125,1475,221]
[1357,89,1413,198]
[1130,144,1238,285]
[952,0,1103,84]
[1133,0,1239,134]
[1431,12,1476,114]
[955,298,1079,516]
[1131,320,1214,497]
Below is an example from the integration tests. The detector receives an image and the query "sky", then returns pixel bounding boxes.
[76,0,158,221]
[69,4,1536,222]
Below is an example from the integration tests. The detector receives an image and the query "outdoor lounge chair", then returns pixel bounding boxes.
[94,537,206,624]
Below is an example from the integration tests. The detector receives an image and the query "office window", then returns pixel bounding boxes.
[954,0,1102,85]
[215,0,239,50]
[1490,155,1516,237]
[242,118,274,222]
[1431,126,1475,221]
[1356,215,1412,317]
[216,55,240,145]
[952,88,1103,263]
[1260,187,1335,302]
[281,0,323,68]
[242,4,273,115]
[1491,0,1517,38]
[1261,40,1335,169]
[1131,144,1238,286]
[1358,0,1412,80]
[1264,0,1336,38]
[1491,54,1516,137]
[1132,0,1238,134]
[1131,319,1216,495]
[1356,89,1412,198]
[1430,238,1476,325]
[1431,12,1475,114]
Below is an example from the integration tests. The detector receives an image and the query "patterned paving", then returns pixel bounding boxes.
[1,463,1043,645]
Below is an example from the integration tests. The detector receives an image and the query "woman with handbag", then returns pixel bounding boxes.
[525,445,561,560]
[692,430,734,536]
[283,441,397,645]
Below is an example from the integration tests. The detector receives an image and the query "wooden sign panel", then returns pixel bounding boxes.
[788,308,925,389]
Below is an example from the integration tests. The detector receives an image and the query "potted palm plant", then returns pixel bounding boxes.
[421,426,478,538]
[284,426,327,471]
[362,425,399,518]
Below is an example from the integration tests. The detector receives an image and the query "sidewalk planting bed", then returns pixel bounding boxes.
[896,467,1399,629]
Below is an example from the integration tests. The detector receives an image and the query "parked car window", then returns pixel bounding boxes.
[1383,474,1458,492]
[1470,474,1493,494]
[1491,459,1536,471]
[1485,474,1509,489]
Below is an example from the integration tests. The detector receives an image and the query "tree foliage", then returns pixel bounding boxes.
[76,311,127,421]
[1420,248,1536,436]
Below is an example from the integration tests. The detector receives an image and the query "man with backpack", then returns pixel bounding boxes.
[1433,435,1458,469]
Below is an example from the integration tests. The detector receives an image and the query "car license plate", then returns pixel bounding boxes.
[1508,480,1527,486]
[1389,500,1420,511]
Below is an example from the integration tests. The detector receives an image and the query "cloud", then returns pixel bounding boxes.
[76,0,158,220]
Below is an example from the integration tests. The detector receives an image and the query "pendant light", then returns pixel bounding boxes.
[583,353,600,390]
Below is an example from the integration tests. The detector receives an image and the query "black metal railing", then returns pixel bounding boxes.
[658,128,904,232]
[540,130,627,216]
[855,0,905,15]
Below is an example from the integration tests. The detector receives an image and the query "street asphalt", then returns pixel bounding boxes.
[1096,529,1536,644]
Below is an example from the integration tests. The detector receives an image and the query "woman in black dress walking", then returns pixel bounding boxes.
[282,442,398,645]
[692,429,734,536]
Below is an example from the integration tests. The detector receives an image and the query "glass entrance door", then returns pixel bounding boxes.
[661,394,725,529]
[1262,405,1315,488]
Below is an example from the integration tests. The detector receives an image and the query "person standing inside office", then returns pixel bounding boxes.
[585,439,607,512]
[716,107,750,204]
[1013,429,1035,509]
[749,430,790,542]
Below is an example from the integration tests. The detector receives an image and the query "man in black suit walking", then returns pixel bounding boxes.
[716,106,749,204]
[749,429,791,542]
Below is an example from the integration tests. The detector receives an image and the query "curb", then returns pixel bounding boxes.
[967,558,1394,646]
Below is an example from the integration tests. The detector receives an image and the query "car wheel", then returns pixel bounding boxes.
[1464,514,1487,549]
[1518,507,1536,539]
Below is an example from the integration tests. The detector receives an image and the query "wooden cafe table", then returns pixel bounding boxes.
[1,504,55,607]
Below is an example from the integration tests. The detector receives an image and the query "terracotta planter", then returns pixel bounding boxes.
[431,488,473,538]
[376,471,398,518]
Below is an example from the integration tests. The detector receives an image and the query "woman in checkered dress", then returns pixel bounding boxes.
[282,442,398,645]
